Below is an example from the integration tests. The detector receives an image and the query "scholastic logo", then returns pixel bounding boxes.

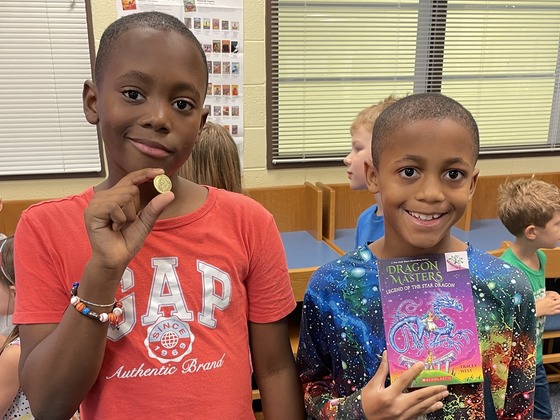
[422,376,452,382]
[144,316,194,363]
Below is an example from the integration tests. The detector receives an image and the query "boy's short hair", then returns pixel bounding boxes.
[498,178,560,236]
[350,95,399,135]
[94,11,207,86]
[371,93,479,167]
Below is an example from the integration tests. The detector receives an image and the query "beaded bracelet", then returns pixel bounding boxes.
[78,295,116,308]
[70,282,123,328]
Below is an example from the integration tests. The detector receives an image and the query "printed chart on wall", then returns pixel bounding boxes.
[116,0,244,164]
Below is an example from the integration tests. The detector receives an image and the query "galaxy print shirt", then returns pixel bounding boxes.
[296,245,536,420]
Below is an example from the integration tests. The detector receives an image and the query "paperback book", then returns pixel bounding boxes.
[377,251,483,387]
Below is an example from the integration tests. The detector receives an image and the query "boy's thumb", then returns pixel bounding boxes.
[139,191,175,229]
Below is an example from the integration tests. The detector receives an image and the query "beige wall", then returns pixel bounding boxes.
[0,0,557,200]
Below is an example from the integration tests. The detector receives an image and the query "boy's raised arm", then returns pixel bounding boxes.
[18,169,173,419]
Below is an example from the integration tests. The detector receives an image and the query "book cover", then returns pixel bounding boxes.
[377,251,483,387]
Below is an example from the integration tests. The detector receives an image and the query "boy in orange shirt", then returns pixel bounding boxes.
[14,12,303,420]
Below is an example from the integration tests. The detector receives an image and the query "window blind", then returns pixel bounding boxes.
[268,0,560,167]
[0,0,102,177]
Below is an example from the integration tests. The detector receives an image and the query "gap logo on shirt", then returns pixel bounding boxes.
[108,258,232,363]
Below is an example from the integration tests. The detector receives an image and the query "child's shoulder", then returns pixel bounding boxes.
[22,188,92,217]
[467,245,531,292]
[308,245,377,292]
[19,188,93,227]
[0,338,21,365]
[468,244,511,270]
[357,203,378,221]
[211,187,270,211]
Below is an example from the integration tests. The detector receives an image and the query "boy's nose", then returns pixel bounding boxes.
[416,176,445,202]
[343,153,351,166]
[142,100,171,132]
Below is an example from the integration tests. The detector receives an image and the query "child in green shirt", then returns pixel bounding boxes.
[498,177,560,420]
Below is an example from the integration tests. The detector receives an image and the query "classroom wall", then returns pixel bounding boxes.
[0,0,558,201]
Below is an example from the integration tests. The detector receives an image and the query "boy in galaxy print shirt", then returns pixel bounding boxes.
[296,93,536,420]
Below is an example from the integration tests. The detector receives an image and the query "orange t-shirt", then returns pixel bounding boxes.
[14,187,295,419]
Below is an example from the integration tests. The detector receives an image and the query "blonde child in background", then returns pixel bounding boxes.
[344,96,398,247]
[497,178,560,420]
[178,121,243,193]
[0,236,32,419]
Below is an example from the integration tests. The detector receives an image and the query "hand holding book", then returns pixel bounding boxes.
[361,351,449,419]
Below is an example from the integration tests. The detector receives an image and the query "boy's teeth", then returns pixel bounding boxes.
[409,211,441,221]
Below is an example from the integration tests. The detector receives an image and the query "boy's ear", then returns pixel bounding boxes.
[82,80,99,125]
[196,107,209,144]
[468,167,480,200]
[365,160,380,194]
[524,224,537,240]
[199,107,209,130]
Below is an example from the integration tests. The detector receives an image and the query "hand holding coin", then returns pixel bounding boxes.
[154,174,172,193]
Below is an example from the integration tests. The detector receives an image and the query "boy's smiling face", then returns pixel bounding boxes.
[367,118,478,257]
[84,27,208,181]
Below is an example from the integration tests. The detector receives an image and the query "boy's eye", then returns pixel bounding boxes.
[400,167,417,178]
[123,90,143,100]
[445,170,464,180]
[174,99,193,111]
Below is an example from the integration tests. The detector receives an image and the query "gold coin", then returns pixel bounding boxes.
[153,174,172,193]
